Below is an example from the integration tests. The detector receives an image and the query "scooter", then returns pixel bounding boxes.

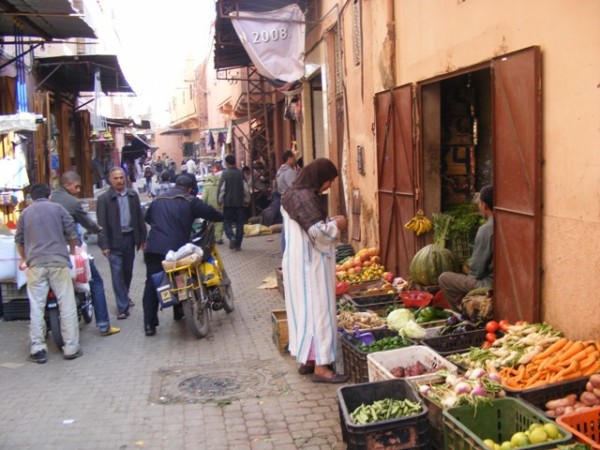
[165,220,235,338]
[46,287,93,350]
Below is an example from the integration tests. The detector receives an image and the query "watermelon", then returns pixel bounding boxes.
[409,213,457,286]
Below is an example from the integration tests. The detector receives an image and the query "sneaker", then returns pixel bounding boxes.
[229,239,236,249]
[30,350,47,364]
[117,313,128,320]
[216,239,224,245]
[100,326,121,336]
[129,299,135,307]
[64,349,83,360]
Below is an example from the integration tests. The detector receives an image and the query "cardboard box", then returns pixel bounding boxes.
[271,309,288,354]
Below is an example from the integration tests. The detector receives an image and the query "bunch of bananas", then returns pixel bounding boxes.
[404,210,433,236]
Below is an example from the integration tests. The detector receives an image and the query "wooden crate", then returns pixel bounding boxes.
[271,309,289,354]
[275,267,284,297]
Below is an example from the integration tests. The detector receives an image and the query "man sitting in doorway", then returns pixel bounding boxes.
[438,185,494,311]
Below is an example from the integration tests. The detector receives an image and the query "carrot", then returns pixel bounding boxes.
[583,362,600,376]
[580,353,600,370]
[558,341,584,362]
[535,337,569,360]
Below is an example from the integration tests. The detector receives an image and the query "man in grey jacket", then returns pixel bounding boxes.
[15,183,81,363]
[52,171,120,336]
[438,185,494,311]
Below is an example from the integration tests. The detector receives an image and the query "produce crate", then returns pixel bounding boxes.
[1,282,27,300]
[343,292,399,312]
[367,345,458,384]
[270,309,288,354]
[274,267,284,297]
[422,329,487,356]
[503,375,589,397]
[443,397,573,450]
[341,328,407,384]
[421,395,445,450]
[337,378,431,449]
[516,377,589,413]
[557,405,600,449]
[1,297,30,321]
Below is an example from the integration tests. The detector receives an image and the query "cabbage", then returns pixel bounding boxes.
[387,308,414,332]
[403,320,426,340]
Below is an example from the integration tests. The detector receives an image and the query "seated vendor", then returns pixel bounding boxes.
[438,185,494,311]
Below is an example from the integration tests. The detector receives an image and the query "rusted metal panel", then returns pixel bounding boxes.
[376,85,417,278]
[492,46,542,323]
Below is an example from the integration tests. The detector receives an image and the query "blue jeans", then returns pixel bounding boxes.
[107,233,135,314]
[223,207,245,249]
[88,258,110,332]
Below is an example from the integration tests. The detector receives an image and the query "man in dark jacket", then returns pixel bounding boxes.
[142,174,223,336]
[217,155,246,251]
[97,167,147,319]
[51,171,119,336]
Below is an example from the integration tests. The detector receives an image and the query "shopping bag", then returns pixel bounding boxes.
[151,271,178,309]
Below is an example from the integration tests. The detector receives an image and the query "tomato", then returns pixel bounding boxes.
[515,320,527,326]
[498,320,510,332]
[485,320,499,333]
[485,332,497,343]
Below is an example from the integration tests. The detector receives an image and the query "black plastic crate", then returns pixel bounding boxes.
[344,292,399,312]
[422,329,487,356]
[337,378,431,450]
[341,328,406,384]
[1,282,27,300]
[516,377,589,413]
[2,297,30,321]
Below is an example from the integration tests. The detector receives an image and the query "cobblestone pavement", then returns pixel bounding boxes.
[0,234,345,449]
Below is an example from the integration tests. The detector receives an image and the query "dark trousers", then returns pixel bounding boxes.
[143,252,183,328]
[223,207,246,249]
[107,233,135,314]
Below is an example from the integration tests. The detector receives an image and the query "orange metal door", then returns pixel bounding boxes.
[492,46,542,323]
[376,85,418,278]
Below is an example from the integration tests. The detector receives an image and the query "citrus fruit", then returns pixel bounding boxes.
[510,431,530,448]
[529,427,548,444]
[543,422,559,439]
[483,439,496,449]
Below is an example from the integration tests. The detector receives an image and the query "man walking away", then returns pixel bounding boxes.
[218,155,246,251]
[51,171,120,336]
[276,150,298,252]
[15,183,82,363]
[143,174,223,336]
[97,167,147,319]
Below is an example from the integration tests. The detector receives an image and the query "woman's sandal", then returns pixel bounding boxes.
[298,364,315,375]
[310,373,349,384]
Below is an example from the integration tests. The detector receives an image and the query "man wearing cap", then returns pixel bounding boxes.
[438,185,494,311]
[142,174,223,336]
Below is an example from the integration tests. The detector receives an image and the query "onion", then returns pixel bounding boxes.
[470,386,488,397]
[445,374,459,386]
[469,368,487,379]
[455,382,472,394]
[496,390,506,398]
[487,372,502,383]
[418,385,431,395]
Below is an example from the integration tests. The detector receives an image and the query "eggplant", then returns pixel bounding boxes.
[445,316,459,326]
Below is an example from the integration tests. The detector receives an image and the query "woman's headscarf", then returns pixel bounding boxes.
[281,158,338,232]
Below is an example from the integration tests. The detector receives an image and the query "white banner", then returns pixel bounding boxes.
[230,4,305,82]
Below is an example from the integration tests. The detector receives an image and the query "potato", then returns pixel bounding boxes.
[554,406,565,417]
[545,409,556,418]
[590,373,600,389]
[580,391,600,406]
[563,406,575,415]
[587,381,594,392]
[545,394,577,410]
[594,388,600,398]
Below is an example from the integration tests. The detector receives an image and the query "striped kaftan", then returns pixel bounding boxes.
[281,208,340,365]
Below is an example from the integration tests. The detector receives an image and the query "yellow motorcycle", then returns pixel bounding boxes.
[165,221,234,338]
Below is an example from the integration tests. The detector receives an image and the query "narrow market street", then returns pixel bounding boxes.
[0,234,345,450]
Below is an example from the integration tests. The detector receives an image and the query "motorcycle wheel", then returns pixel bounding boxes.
[181,286,210,339]
[80,293,94,324]
[48,307,64,350]
[220,268,235,313]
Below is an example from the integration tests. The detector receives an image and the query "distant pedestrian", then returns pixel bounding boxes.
[202,173,224,244]
[167,161,177,183]
[186,158,197,175]
[97,167,147,319]
[51,171,120,337]
[144,164,153,194]
[15,183,82,363]
[218,155,247,251]
[151,171,173,198]
[276,150,298,252]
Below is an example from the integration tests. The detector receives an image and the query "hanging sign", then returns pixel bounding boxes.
[230,4,305,82]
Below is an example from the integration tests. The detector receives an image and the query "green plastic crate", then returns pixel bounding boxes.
[442,397,573,450]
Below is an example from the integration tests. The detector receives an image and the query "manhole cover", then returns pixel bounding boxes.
[150,360,289,404]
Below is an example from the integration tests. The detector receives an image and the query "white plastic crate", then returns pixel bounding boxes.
[367,345,458,383]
